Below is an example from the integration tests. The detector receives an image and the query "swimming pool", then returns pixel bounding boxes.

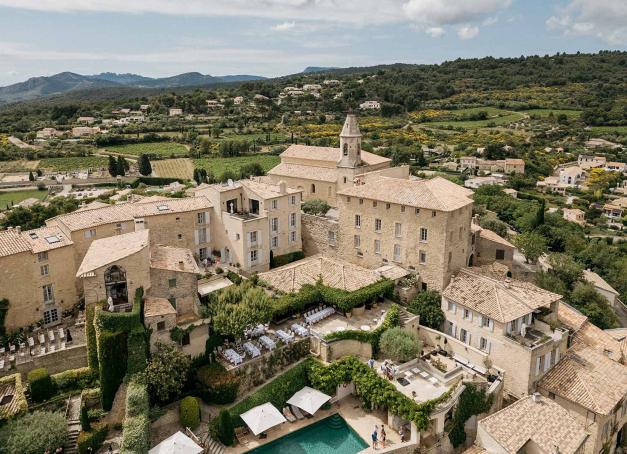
[247,414,369,454]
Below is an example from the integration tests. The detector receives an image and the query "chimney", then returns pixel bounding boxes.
[16,226,21,234]
[278,181,287,194]
[531,392,541,402]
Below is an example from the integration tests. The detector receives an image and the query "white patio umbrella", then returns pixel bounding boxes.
[287,386,331,415]
[148,431,203,454]
[240,402,287,436]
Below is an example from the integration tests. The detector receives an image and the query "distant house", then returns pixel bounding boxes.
[464,176,502,189]
[536,176,568,195]
[253,94,269,102]
[36,128,64,139]
[139,104,150,111]
[233,96,244,105]
[77,116,95,124]
[559,166,585,187]
[578,154,606,169]
[323,79,340,86]
[303,84,322,91]
[605,161,626,173]
[359,100,380,110]
[169,108,183,116]
[459,157,525,175]
[602,196,627,222]
[71,126,100,137]
[206,100,224,109]
[562,208,585,226]
[583,269,620,307]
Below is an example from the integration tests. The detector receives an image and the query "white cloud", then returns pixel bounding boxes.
[457,24,479,40]
[272,21,296,32]
[402,0,510,26]
[425,27,445,37]
[546,0,627,45]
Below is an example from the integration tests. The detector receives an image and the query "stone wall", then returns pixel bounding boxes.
[318,338,373,362]
[301,213,340,258]
[1,344,87,379]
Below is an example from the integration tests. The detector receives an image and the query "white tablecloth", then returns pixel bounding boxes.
[244,342,261,358]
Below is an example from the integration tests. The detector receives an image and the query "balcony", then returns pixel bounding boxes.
[505,320,566,350]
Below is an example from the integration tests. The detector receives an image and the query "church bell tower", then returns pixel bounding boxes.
[337,112,362,168]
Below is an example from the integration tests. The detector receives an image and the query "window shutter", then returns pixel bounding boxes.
[194,229,199,245]
[467,333,471,345]
[535,357,541,375]
[205,211,210,224]
[257,231,262,246]
[477,315,483,327]
[258,249,263,263]
[506,322,512,334]
[469,311,473,322]
[452,303,457,314]
[489,319,494,332]
[555,348,560,364]
[487,340,491,353]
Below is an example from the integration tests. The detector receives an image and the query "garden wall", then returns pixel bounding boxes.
[301,213,340,257]
[3,344,87,379]
[317,338,372,362]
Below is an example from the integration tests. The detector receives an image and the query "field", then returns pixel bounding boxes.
[0,160,40,172]
[588,125,627,135]
[193,155,280,177]
[417,112,525,130]
[103,142,189,157]
[520,108,582,118]
[151,158,195,180]
[39,156,109,171]
[0,189,47,208]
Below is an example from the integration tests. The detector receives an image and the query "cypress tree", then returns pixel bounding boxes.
[108,155,117,177]
[138,154,152,176]
[116,156,126,176]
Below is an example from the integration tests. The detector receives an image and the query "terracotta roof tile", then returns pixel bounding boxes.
[268,163,339,183]
[76,230,149,276]
[280,144,390,166]
[478,394,588,454]
[150,245,200,274]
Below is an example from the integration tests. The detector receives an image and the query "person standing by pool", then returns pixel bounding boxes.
[372,426,379,449]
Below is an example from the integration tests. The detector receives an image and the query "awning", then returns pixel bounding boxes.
[287,386,331,415]
[148,431,203,454]
[197,277,233,296]
[240,403,286,436]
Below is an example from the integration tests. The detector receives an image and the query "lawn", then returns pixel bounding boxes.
[193,155,280,177]
[39,156,109,171]
[588,125,627,135]
[416,112,525,130]
[151,158,195,180]
[104,142,189,157]
[0,189,47,209]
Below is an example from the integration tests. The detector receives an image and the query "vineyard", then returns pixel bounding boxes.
[104,142,189,157]
[0,160,40,172]
[151,158,195,180]
[39,156,109,171]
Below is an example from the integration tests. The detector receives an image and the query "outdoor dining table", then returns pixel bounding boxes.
[224,348,243,365]
[276,330,294,343]
[291,323,308,337]
[244,342,261,358]
[260,335,276,350]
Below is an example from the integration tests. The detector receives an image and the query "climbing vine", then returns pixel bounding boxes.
[448,384,493,448]
[0,298,9,337]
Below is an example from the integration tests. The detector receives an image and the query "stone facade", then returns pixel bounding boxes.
[301,213,340,258]
[336,195,473,291]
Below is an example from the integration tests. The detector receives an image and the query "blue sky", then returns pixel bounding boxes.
[0,0,625,85]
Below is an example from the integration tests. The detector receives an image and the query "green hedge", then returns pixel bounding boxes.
[324,304,401,354]
[27,368,55,403]
[227,359,311,427]
[270,250,305,268]
[52,367,97,392]
[211,409,235,446]
[270,279,394,321]
[95,287,143,333]
[180,396,200,430]
[85,305,99,370]
[308,356,456,430]
[97,330,128,411]
[127,326,148,376]
[77,422,108,454]
[195,363,239,404]
[120,379,150,454]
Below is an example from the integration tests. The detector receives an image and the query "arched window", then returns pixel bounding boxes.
[311,184,316,194]
[343,143,348,156]
[104,265,128,305]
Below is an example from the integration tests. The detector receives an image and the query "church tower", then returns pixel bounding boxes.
[337,112,362,168]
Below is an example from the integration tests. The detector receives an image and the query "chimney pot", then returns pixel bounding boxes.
[16,226,21,234]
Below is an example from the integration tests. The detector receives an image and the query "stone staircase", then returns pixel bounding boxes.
[64,395,82,454]
[398,306,414,326]
[205,436,225,454]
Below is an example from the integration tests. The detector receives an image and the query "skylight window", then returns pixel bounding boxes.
[45,235,60,244]
[157,204,170,212]
[29,232,38,239]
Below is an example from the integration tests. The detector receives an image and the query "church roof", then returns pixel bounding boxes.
[279,144,390,166]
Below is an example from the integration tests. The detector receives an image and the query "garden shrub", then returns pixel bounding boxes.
[77,422,108,454]
[0,410,68,454]
[302,199,330,216]
[97,330,128,411]
[324,304,401,353]
[210,409,235,446]
[85,304,98,370]
[195,363,239,404]
[225,270,242,284]
[127,325,148,375]
[52,367,97,392]
[28,367,55,402]
[408,290,445,329]
[179,396,201,430]
[144,343,190,403]
[120,378,150,454]
[379,327,421,363]
[80,403,91,431]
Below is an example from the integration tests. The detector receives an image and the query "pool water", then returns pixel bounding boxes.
[247,414,369,454]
